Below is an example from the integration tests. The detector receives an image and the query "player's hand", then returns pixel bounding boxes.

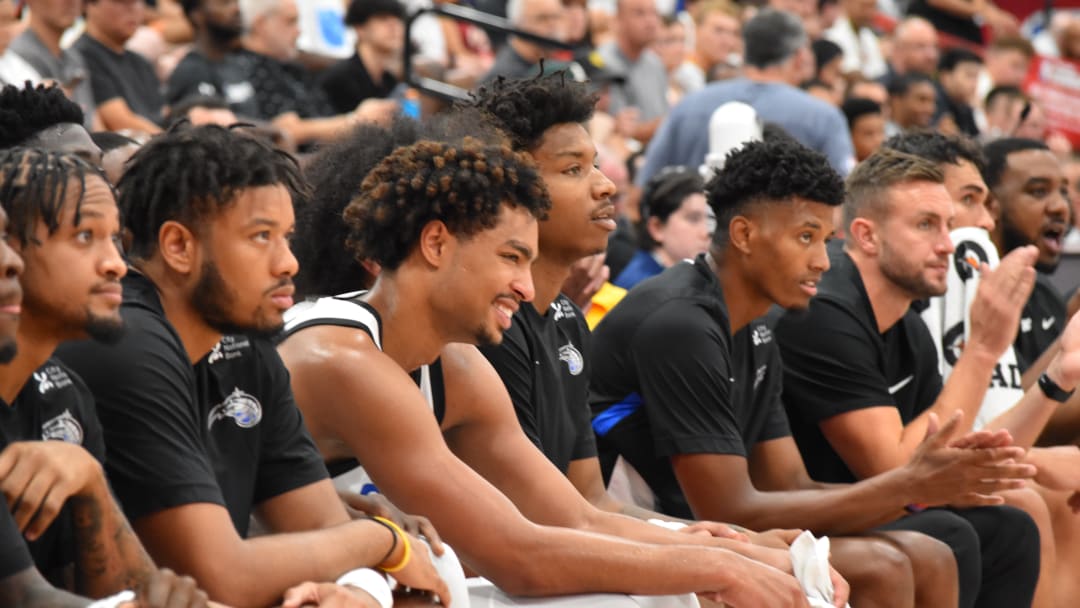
[0,441,106,540]
[340,491,444,556]
[967,246,1037,361]
[1046,311,1080,392]
[680,520,750,542]
[747,528,802,550]
[382,533,451,607]
[281,582,383,608]
[700,553,810,608]
[120,568,209,608]
[1027,445,1080,491]
[906,411,1035,507]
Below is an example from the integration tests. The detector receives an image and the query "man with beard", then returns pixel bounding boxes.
[773,148,1073,608]
[167,0,259,119]
[0,148,211,608]
[56,124,449,608]
[983,139,1072,380]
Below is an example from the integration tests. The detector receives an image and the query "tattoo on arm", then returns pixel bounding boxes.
[70,492,154,598]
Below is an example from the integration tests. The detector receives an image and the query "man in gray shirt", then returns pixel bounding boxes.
[9,0,95,128]
[639,10,855,184]
[597,0,668,142]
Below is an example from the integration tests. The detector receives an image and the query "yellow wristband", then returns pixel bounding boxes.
[373,516,411,573]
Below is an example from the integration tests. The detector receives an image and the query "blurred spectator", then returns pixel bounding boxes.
[614,167,710,290]
[564,0,594,54]
[76,0,166,134]
[90,130,140,185]
[167,93,237,125]
[880,17,938,88]
[319,0,405,116]
[906,0,1017,45]
[10,0,96,128]
[980,84,1026,140]
[848,77,888,105]
[769,0,822,38]
[640,10,854,184]
[802,78,838,104]
[885,71,936,134]
[481,0,565,82]
[1060,14,1080,61]
[166,0,259,117]
[598,0,668,141]
[672,0,741,94]
[0,0,39,86]
[935,47,981,137]
[435,0,495,81]
[653,14,688,104]
[824,0,887,79]
[975,36,1034,109]
[841,96,885,161]
[810,38,845,104]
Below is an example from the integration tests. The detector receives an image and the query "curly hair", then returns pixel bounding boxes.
[0,83,85,149]
[884,130,986,174]
[344,138,550,271]
[0,148,102,246]
[468,72,598,151]
[705,139,844,244]
[119,123,306,261]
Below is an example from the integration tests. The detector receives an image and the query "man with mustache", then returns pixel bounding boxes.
[773,147,1065,608]
[56,124,448,608]
[0,148,208,607]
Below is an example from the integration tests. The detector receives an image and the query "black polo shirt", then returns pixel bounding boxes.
[236,50,336,121]
[166,50,260,118]
[0,357,104,583]
[773,248,943,484]
[1014,272,1066,372]
[588,256,789,519]
[480,294,597,475]
[56,272,328,536]
[73,34,165,125]
[0,507,31,579]
[318,53,397,116]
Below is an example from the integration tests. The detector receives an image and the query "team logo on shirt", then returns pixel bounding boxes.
[751,324,772,346]
[753,365,767,390]
[41,409,84,445]
[33,365,74,395]
[942,322,965,366]
[207,336,251,365]
[207,388,263,430]
[1021,317,1033,333]
[558,344,584,376]
[551,299,577,322]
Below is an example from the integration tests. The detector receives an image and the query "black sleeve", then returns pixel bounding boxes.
[480,322,540,448]
[570,317,598,461]
[0,508,31,579]
[251,342,329,505]
[83,57,121,106]
[775,300,896,423]
[754,347,792,444]
[56,309,225,522]
[318,63,358,116]
[631,301,745,458]
[69,370,107,465]
[165,56,214,106]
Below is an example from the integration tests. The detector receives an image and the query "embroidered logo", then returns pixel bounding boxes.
[751,324,772,346]
[753,365,767,390]
[41,409,83,444]
[207,388,263,430]
[207,336,251,365]
[33,365,73,395]
[1042,317,1056,331]
[558,344,584,376]
[551,299,577,322]
[1021,317,1033,333]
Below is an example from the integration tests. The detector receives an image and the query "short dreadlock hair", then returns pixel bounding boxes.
[119,123,306,261]
[468,73,598,152]
[0,83,85,149]
[344,138,550,271]
[0,148,104,246]
[707,138,845,245]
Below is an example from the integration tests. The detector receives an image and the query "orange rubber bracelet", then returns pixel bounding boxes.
[373,516,411,573]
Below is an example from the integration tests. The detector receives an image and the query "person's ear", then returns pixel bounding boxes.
[418,220,454,268]
[729,215,753,255]
[847,217,880,256]
[158,221,199,275]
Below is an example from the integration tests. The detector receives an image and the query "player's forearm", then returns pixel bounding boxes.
[902,348,1000,458]
[690,476,911,536]
[986,385,1059,448]
[1021,339,1061,390]
[179,518,395,607]
[70,483,155,599]
[2,569,91,607]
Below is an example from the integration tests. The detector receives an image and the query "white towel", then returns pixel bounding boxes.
[919,227,1025,429]
[789,531,850,608]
